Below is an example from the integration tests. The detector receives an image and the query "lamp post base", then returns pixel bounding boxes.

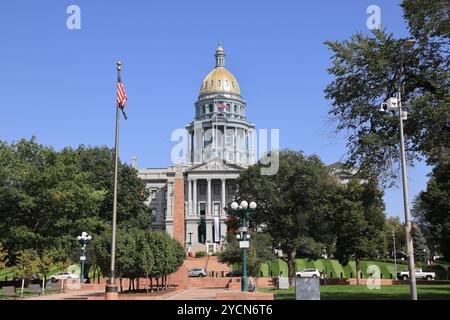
[105,284,119,300]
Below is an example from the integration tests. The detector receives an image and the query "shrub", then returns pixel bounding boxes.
[195,251,207,258]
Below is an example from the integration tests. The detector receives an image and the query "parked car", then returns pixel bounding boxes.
[188,268,207,277]
[295,268,321,278]
[397,269,435,280]
[49,272,79,282]
[226,270,242,277]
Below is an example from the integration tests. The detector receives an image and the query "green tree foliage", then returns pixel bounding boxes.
[0,138,151,264]
[92,227,185,291]
[412,224,430,263]
[413,160,450,259]
[219,232,275,277]
[236,150,338,283]
[13,249,40,280]
[0,243,8,270]
[383,216,406,256]
[333,179,386,284]
[324,0,449,183]
[37,250,56,281]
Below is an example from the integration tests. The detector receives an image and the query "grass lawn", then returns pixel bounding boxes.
[260,284,450,300]
[0,287,60,300]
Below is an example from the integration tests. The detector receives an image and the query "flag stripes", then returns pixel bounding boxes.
[117,81,128,108]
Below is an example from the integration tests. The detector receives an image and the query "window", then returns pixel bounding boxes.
[213,203,220,216]
[228,184,236,194]
[151,208,156,217]
[164,189,167,200]
[200,184,206,195]
[218,80,221,86]
[213,184,220,195]
[210,80,214,86]
[199,203,206,215]
[209,105,213,113]
[202,105,206,114]
[163,208,167,220]
[225,80,229,87]
[150,189,157,200]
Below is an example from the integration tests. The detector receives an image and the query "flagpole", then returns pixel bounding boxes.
[105,61,121,300]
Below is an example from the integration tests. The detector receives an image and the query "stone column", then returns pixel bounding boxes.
[234,127,237,161]
[167,182,173,218]
[221,178,226,216]
[172,166,185,247]
[207,178,211,216]
[187,178,192,216]
[193,179,197,216]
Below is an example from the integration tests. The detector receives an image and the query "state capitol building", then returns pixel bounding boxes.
[137,43,256,254]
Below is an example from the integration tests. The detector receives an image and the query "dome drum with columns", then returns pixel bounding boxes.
[138,43,255,254]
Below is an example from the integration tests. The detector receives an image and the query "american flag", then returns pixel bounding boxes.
[217,101,229,111]
[117,81,128,108]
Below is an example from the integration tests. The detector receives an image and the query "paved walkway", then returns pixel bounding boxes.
[27,289,105,300]
[165,288,235,300]
[26,287,234,300]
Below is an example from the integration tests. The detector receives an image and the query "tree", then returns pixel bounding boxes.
[383,216,406,257]
[13,250,40,281]
[236,150,338,284]
[219,232,275,277]
[37,250,56,282]
[412,224,429,264]
[93,227,185,292]
[0,243,8,270]
[334,179,386,284]
[0,138,152,264]
[324,1,449,183]
[412,160,450,260]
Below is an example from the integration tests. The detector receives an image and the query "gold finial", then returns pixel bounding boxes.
[117,61,122,71]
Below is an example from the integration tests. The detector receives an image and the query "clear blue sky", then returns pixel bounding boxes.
[0,0,431,220]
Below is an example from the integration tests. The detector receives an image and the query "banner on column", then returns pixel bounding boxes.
[214,216,220,243]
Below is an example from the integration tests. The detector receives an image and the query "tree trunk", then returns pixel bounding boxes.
[150,277,153,292]
[287,249,297,286]
[356,257,361,285]
[137,278,140,290]
[156,277,159,292]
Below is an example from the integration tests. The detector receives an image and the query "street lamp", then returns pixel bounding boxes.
[380,39,417,300]
[392,229,398,280]
[77,232,92,284]
[229,200,257,292]
[188,232,193,246]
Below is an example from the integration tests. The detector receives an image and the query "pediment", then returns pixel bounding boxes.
[187,158,244,172]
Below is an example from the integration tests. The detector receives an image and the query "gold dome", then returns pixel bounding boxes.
[200,67,241,95]
[199,43,240,96]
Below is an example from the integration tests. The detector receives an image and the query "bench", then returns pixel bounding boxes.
[1,286,18,299]
[48,280,64,292]
[29,284,43,295]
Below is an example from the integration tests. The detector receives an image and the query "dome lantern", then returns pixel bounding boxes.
[215,41,225,67]
[199,42,241,96]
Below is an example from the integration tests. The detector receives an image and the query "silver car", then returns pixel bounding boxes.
[188,268,207,277]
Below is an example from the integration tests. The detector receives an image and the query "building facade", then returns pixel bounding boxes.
[138,43,255,254]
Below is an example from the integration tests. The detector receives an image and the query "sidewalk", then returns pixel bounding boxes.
[27,289,105,300]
